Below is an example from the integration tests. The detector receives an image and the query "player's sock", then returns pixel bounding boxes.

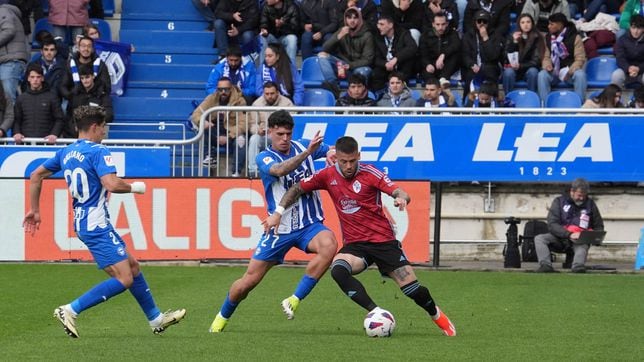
[331,260,377,311]
[219,294,239,319]
[70,278,127,314]
[293,275,318,300]
[401,280,438,316]
[129,272,162,321]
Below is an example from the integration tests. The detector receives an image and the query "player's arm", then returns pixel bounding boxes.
[23,166,54,235]
[100,173,146,194]
[268,131,323,177]
[391,188,411,211]
[261,183,307,234]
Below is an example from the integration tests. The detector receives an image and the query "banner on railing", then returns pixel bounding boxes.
[293,114,642,181]
[1,179,430,262]
[0,146,171,178]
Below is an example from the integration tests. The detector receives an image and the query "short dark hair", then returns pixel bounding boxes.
[26,63,44,76]
[424,76,440,87]
[263,81,278,90]
[41,37,57,49]
[74,105,107,131]
[78,63,93,76]
[378,14,394,23]
[548,13,568,25]
[479,81,499,97]
[631,14,644,29]
[633,86,644,102]
[335,136,359,154]
[267,109,294,129]
[571,178,590,193]
[226,46,243,58]
[348,73,367,86]
[388,71,405,81]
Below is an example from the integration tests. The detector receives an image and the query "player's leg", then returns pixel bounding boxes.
[123,254,186,334]
[210,259,275,332]
[282,225,337,319]
[330,243,378,311]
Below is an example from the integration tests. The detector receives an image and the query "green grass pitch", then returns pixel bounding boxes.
[1,264,642,361]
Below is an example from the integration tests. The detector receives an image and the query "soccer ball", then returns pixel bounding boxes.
[363,309,396,337]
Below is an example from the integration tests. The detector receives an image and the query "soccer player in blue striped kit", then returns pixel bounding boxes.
[209,110,338,332]
[23,106,186,338]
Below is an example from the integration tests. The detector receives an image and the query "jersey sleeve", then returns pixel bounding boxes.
[299,167,328,193]
[377,172,399,196]
[257,150,279,183]
[94,146,118,177]
[42,149,63,173]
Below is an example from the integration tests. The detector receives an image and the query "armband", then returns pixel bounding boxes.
[274,205,285,215]
[130,182,146,194]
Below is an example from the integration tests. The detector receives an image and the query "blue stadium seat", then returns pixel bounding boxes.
[302,89,336,107]
[89,18,112,41]
[586,57,618,88]
[103,0,115,17]
[301,57,325,88]
[505,90,542,108]
[545,91,582,108]
[451,90,463,107]
[409,89,421,100]
[122,0,203,20]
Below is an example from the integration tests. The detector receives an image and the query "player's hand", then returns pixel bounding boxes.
[23,210,41,236]
[306,130,323,155]
[393,197,407,211]
[325,148,336,166]
[262,213,282,234]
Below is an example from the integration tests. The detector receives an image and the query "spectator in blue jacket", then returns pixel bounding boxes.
[256,43,304,105]
[206,46,256,104]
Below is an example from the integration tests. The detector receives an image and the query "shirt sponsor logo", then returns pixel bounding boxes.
[339,197,360,214]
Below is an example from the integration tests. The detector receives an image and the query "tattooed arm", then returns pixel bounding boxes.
[391,188,411,211]
[261,183,306,234]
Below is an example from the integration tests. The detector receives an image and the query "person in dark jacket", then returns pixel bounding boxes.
[300,0,339,59]
[25,37,66,98]
[380,0,424,45]
[65,63,113,138]
[611,14,644,89]
[371,15,418,92]
[259,0,300,64]
[502,13,545,93]
[60,36,111,101]
[462,10,504,97]
[535,178,604,273]
[463,0,514,37]
[12,65,64,144]
[335,0,378,33]
[335,73,376,107]
[0,85,11,137]
[422,0,459,32]
[214,0,260,56]
[419,11,461,84]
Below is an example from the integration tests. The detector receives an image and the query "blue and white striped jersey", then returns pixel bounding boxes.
[43,140,117,234]
[257,139,329,234]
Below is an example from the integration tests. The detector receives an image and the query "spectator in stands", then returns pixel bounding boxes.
[60,36,111,102]
[521,0,571,33]
[502,14,545,94]
[335,73,376,107]
[48,0,89,45]
[465,80,514,107]
[206,46,257,104]
[376,71,417,110]
[0,86,10,138]
[463,0,513,37]
[335,0,378,33]
[191,77,247,174]
[299,0,340,59]
[628,85,644,108]
[11,0,44,36]
[422,0,459,32]
[256,42,304,105]
[25,38,66,99]
[611,15,644,89]
[371,15,417,93]
[83,23,101,39]
[618,0,644,38]
[537,13,587,103]
[318,7,374,96]
[65,63,113,138]
[380,0,424,45]
[214,0,260,57]
[419,11,461,86]
[582,83,624,108]
[192,0,218,30]
[12,65,65,144]
[259,0,300,65]
[0,1,29,106]
[576,0,621,23]
[535,178,604,273]
[33,30,70,61]
[416,76,456,107]
[248,81,294,174]
[462,10,504,98]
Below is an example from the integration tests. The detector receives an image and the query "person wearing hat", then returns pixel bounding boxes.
[536,12,587,103]
[462,0,514,36]
[461,9,505,98]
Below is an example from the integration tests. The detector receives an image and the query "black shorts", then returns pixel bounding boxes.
[338,240,410,275]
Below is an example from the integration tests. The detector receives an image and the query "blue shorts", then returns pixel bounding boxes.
[252,222,330,264]
[77,225,128,269]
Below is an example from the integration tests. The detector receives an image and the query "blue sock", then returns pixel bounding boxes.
[129,273,161,321]
[219,294,239,319]
[293,275,318,300]
[70,278,126,314]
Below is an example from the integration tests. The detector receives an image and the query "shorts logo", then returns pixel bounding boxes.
[117,246,125,256]
[352,180,361,193]
[104,155,115,166]
[255,247,261,255]
[263,156,272,165]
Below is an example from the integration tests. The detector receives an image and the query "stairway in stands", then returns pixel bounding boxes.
[114,0,217,140]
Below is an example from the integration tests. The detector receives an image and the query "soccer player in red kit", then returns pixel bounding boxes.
[262,136,456,336]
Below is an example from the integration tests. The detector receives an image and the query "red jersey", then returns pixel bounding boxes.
[299,163,399,244]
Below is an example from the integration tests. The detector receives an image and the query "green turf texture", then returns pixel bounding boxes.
[1,264,642,361]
